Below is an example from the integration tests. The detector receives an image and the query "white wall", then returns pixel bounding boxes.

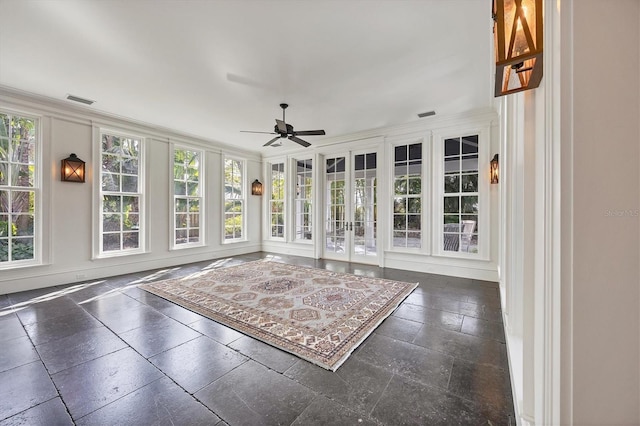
[0,89,262,294]
[563,0,640,424]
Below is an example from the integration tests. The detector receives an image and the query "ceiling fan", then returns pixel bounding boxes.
[241,103,326,147]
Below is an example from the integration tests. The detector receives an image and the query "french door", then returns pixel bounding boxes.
[323,149,378,264]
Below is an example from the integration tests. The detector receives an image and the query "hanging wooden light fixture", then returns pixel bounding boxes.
[251,179,263,196]
[61,153,86,183]
[490,154,499,184]
[493,0,543,97]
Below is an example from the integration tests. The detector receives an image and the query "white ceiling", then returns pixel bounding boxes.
[0,0,493,153]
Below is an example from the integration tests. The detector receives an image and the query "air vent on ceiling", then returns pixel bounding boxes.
[66,94,95,105]
[417,110,436,118]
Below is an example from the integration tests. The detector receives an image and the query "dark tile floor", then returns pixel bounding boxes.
[0,252,515,425]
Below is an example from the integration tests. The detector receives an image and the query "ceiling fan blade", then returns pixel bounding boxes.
[289,135,311,147]
[264,136,281,147]
[293,130,326,136]
[241,130,277,135]
[275,119,287,133]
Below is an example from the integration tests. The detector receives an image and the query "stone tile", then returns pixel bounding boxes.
[370,374,491,426]
[15,296,85,326]
[85,302,168,334]
[0,362,58,421]
[188,318,244,345]
[392,303,464,331]
[119,317,201,358]
[229,335,299,373]
[375,315,423,343]
[0,295,11,309]
[6,288,60,305]
[0,314,26,343]
[63,281,120,304]
[284,356,393,415]
[136,292,203,325]
[448,359,515,423]
[412,324,509,368]
[79,292,144,316]
[0,397,73,426]
[76,377,220,426]
[196,360,316,425]
[461,316,506,343]
[35,326,127,374]
[291,394,379,425]
[51,348,163,420]
[149,336,248,393]
[466,292,502,308]
[0,335,39,373]
[23,309,102,346]
[100,273,146,289]
[354,333,453,390]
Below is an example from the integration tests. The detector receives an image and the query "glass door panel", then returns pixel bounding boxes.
[323,150,378,264]
[352,152,377,259]
[325,156,347,255]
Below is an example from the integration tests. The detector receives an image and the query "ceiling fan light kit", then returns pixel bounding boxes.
[241,103,326,148]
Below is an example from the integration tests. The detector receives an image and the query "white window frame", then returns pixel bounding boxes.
[95,128,146,259]
[222,154,246,243]
[268,160,286,240]
[432,125,490,259]
[389,140,425,253]
[292,157,313,243]
[171,144,205,250]
[0,110,42,269]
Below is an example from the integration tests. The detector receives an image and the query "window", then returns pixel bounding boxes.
[172,147,203,248]
[270,162,285,239]
[223,156,244,241]
[393,143,422,249]
[99,131,144,255]
[0,112,38,266]
[294,159,312,241]
[443,135,478,253]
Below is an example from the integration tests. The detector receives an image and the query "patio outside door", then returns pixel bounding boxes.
[323,149,378,264]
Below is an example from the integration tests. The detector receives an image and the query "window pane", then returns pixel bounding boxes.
[12,237,34,260]
[224,157,244,241]
[394,197,407,214]
[122,176,138,193]
[445,138,460,156]
[173,148,203,247]
[103,214,121,232]
[462,135,479,154]
[409,143,422,160]
[442,134,479,254]
[408,198,421,213]
[444,197,459,213]
[100,132,143,254]
[103,195,121,212]
[123,196,139,213]
[10,165,34,187]
[294,158,312,242]
[174,181,186,196]
[395,145,407,162]
[462,174,478,192]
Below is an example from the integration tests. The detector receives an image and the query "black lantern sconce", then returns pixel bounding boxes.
[251,179,263,196]
[493,0,543,97]
[61,153,86,183]
[490,154,499,184]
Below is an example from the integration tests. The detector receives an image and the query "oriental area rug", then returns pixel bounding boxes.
[140,260,417,371]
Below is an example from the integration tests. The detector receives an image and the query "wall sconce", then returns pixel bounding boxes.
[251,179,263,196]
[61,153,86,183]
[493,0,543,97]
[490,154,499,184]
